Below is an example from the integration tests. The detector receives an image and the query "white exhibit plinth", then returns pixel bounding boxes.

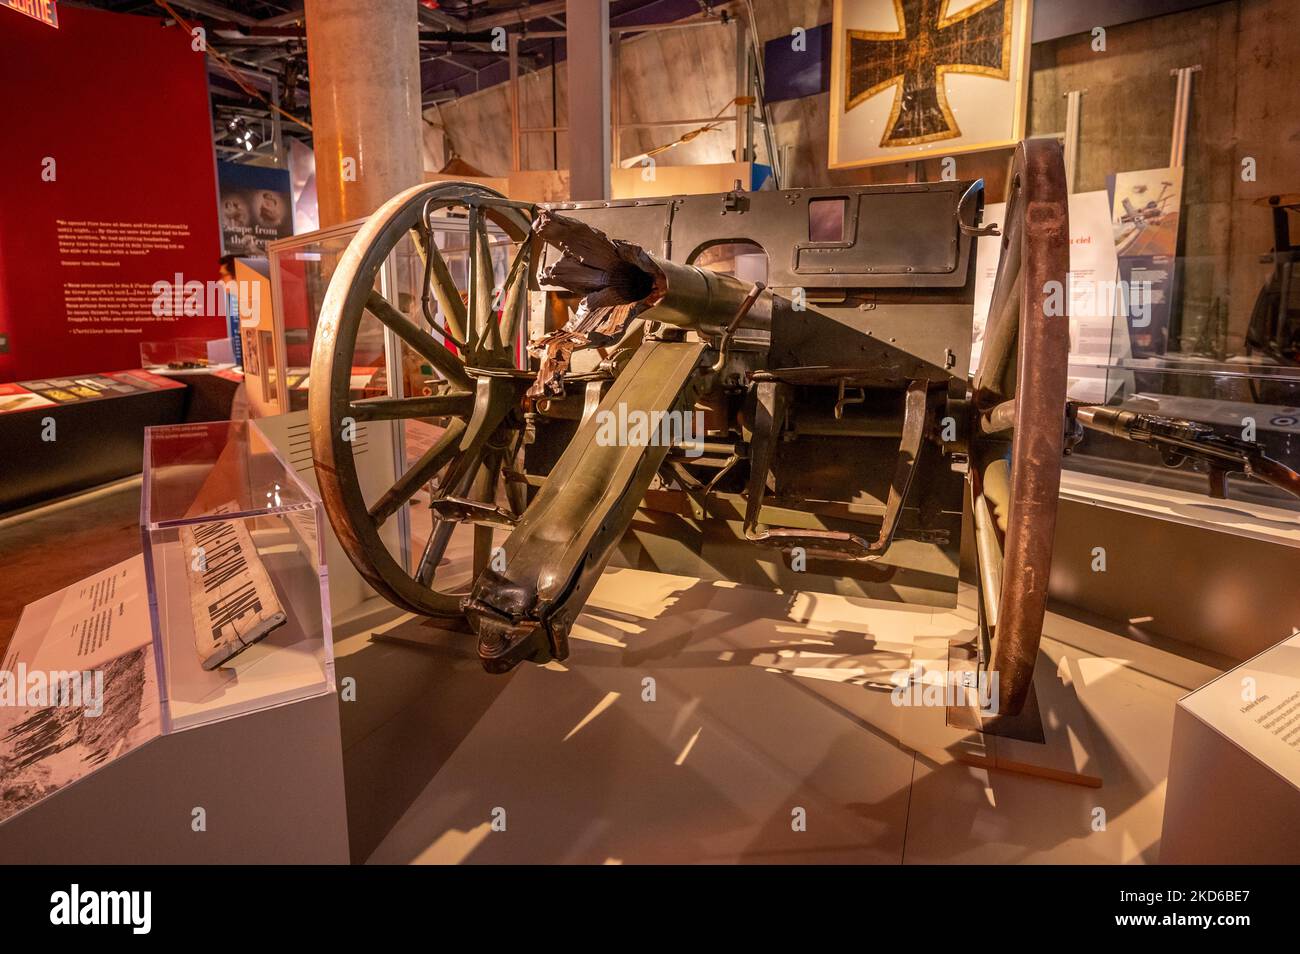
[1161,629,1300,863]
[0,554,348,863]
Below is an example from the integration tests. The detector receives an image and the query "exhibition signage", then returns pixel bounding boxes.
[217,161,295,257]
[971,190,1126,401]
[973,169,1181,366]
[2,0,57,28]
[0,6,222,381]
[1178,628,1300,788]
[0,555,161,825]
[0,369,183,415]
[1161,627,1300,862]
[1107,167,1185,357]
[1065,189,1132,401]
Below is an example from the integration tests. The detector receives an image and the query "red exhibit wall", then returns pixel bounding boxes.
[0,6,223,382]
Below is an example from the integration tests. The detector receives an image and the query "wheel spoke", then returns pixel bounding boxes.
[464,207,482,353]
[364,289,472,391]
[349,392,474,422]
[468,208,495,355]
[501,432,530,517]
[435,442,487,506]
[498,240,532,365]
[505,473,530,518]
[473,525,494,579]
[973,264,1023,406]
[411,222,470,346]
[368,418,467,525]
[414,449,484,584]
[401,376,516,539]
[470,452,501,578]
[415,518,457,586]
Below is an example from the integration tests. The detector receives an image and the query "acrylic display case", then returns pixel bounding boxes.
[972,182,1300,514]
[1063,296,1300,514]
[1084,168,1299,512]
[140,337,218,371]
[141,420,333,732]
[264,211,515,415]
[259,212,520,598]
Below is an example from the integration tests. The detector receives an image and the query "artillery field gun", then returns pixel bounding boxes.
[308,140,1300,719]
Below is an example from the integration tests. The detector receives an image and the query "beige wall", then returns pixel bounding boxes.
[424,16,740,176]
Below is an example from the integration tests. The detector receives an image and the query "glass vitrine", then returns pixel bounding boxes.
[141,420,332,732]
[1059,201,1300,514]
[265,208,520,584]
[970,167,1300,515]
[267,212,516,414]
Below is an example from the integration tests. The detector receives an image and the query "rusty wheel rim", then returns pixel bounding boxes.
[968,139,1071,717]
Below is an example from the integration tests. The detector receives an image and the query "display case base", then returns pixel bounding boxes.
[1161,629,1300,863]
[0,690,347,864]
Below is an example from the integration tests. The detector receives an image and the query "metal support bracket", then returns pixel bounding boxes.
[745,379,933,560]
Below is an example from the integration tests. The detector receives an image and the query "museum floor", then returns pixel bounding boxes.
[339,549,1219,865]
[0,478,1221,864]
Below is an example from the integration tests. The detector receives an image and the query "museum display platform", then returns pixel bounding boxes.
[0,370,187,513]
[0,419,347,862]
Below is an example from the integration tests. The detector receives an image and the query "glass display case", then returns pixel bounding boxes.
[1060,196,1300,514]
[1065,359,1300,513]
[141,420,333,732]
[140,337,218,371]
[265,212,515,415]
[975,180,1300,515]
[263,211,520,589]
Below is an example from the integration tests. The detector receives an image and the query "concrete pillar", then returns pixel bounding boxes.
[305,0,423,227]
[566,0,611,201]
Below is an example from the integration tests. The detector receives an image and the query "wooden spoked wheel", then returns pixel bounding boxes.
[309,181,537,618]
[966,140,1071,718]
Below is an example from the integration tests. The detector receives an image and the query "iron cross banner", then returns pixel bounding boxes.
[829,0,1031,169]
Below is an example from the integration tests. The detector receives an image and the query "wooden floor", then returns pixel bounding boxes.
[0,478,146,661]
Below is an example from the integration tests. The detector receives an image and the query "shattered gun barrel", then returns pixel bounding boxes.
[466,211,791,673]
[525,210,788,399]
[536,207,780,335]
[621,252,775,338]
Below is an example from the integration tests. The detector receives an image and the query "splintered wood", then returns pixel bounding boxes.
[181,510,286,671]
[528,211,665,397]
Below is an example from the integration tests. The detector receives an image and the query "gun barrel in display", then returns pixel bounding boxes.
[1075,404,1300,500]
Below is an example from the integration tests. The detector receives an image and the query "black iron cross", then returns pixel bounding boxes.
[846,0,1009,147]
